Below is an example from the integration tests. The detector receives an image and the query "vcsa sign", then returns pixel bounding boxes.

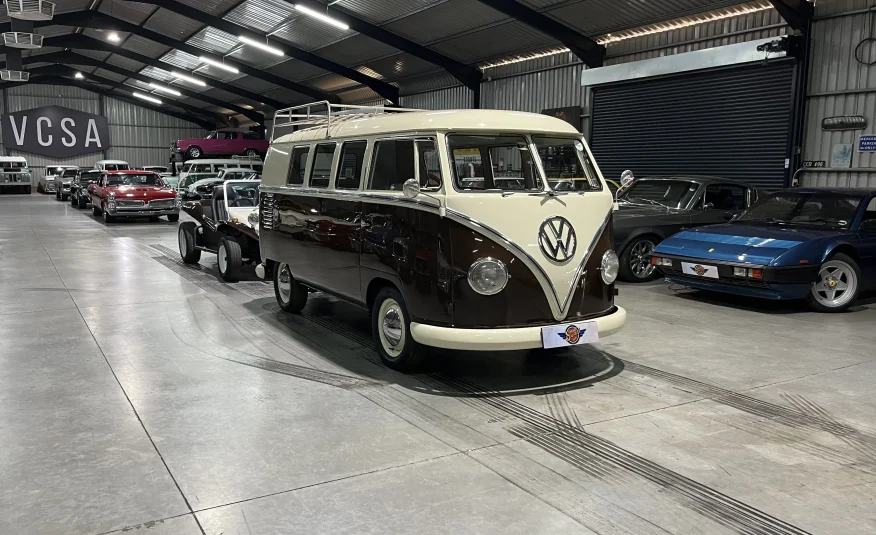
[1,105,110,158]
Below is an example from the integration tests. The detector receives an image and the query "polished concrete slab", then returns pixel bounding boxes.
[2,193,876,535]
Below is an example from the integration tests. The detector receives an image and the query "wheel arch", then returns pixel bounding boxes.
[366,276,402,312]
[619,230,665,253]
[824,243,860,264]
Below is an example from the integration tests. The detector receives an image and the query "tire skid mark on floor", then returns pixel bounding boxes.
[544,390,583,431]
[596,352,876,470]
[433,373,812,535]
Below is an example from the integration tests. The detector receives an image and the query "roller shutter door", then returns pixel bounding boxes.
[590,64,794,190]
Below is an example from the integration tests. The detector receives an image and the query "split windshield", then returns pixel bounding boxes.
[532,136,601,192]
[619,179,699,209]
[738,192,863,228]
[107,174,164,187]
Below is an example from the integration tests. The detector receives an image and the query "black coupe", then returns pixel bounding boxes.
[614,176,767,282]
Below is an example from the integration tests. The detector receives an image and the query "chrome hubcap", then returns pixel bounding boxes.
[630,240,656,278]
[277,263,292,303]
[378,298,404,358]
[218,244,228,273]
[812,260,857,308]
[178,228,187,255]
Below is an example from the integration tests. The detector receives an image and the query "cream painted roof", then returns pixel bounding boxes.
[274,109,581,144]
[0,156,27,163]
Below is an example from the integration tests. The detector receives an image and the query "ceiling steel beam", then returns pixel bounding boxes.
[15,10,335,105]
[768,0,814,32]
[1,75,218,130]
[474,0,605,68]
[26,64,229,127]
[133,0,400,103]
[293,0,482,91]
[28,33,292,110]
[14,50,265,125]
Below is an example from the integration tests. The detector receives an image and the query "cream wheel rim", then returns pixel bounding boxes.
[178,227,187,257]
[378,298,405,358]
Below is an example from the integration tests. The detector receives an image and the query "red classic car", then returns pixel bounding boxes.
[172,129,269,160]
[88,171,180,223]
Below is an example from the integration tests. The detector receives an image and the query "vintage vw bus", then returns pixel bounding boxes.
[258,102,626,370]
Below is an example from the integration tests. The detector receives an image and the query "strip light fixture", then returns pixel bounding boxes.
[239,35,284,56]
[149,83,181,97]
[200,56,239,74]
[133,92,162,105]
[108,32,120,42]
[74,72,84,79]
[294,4,349,30]
[171,71,207,87]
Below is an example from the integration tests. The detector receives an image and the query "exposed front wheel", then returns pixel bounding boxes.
[244,148,259,157]
[807,254,860,312]
[102,206,115,223]
[217,236,242,282]
[92,203,102,216]
[70,193,77,206]
[274,262,308,313]
[371,287,424,372]
[178,222,201,264]
[186,146,202,159]
[55,189,60,200]
[619,237,659,282]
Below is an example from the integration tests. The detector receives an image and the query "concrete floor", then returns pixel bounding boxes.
[2,193,875,535]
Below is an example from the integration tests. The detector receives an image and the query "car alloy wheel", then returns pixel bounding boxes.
[629,239,657,279]
[245,149,258,157]
[812,259,858,309]
[378,298,405,359]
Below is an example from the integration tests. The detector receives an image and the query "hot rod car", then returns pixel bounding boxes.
[178,180,261,282]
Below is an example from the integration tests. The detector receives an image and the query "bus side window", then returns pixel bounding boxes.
[368,140,414,192]
[287,146,310,186]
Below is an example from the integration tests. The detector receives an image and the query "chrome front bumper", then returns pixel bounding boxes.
[106,207,180,217]
[44,181,57,192]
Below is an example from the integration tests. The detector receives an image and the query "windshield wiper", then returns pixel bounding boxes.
[628,196,666,208]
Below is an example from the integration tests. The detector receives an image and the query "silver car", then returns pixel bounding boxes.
[38,165,78,195]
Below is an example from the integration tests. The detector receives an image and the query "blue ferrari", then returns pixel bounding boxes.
[651,188,876,312]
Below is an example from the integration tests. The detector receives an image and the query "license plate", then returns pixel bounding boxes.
[681,262,719,279]
[541,321,598,349]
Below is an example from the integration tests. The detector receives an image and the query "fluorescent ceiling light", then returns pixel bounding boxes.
[149,83,181,97]
[171,71,207,87]
[238,35,284,56]
[74,72,84,79]
[133,92,162,105]
[108,32,120,42]
[200,56,239,74]
[294,4,349,30]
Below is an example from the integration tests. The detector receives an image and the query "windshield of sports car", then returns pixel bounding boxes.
[618,179,700,209]
[106,174,165,187]
[737,192,863,228]
[448,134,543,191]
[532,136,602,192]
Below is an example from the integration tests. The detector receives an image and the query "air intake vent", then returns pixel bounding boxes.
[261,193,276,230]
[5,0,55,21]
[0,70,30,82]
[3,32,43,49]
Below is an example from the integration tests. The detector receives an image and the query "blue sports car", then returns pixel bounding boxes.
[651,188,876,312]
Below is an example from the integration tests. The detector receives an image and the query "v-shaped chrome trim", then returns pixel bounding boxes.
[445,209,611,322]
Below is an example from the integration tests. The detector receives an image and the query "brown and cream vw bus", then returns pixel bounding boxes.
[258,102,626,370]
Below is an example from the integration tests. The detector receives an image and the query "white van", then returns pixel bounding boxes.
[95,160,130,171]
[179,158,264,183]
[0,156,32,194]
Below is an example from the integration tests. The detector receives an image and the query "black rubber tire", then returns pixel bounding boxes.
[149,216,160,222]
[55,188,60,200]
[77,194,88,209]
[178,222,201,264]
[806,253,861,313]
[37,183,43,194]
[371,286,425,372]
[273,262,308,313]
[102,206,115,223]
[92,203,102,216]
[167,214,180,222]
[25,186,31,194]
[244,148,259,157]
[619,236,661,283]
[70,192,78,206]
[60,192,68,201]
[217,237,243,282]
[186,146,202,159]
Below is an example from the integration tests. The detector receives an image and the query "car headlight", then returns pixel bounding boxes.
[600,250,619,285]
[468,257,509,296]
[175,195,182,208]
[248,209,260,236]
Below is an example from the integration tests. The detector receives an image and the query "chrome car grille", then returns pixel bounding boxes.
[148,199,175,209]
[115,200,145,208]
[261,193,275,230]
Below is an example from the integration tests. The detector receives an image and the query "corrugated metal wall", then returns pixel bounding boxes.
[801,0,876,187]
[0,84,205,180]
[393,7,787,140]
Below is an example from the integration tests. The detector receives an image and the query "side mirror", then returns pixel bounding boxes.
[703,202,714,211]
[403,178,420,199]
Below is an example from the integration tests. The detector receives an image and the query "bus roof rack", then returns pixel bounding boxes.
[272,101,423,140]
[231,154,262,162]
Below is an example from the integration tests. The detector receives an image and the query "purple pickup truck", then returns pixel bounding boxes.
[172,129,269,160]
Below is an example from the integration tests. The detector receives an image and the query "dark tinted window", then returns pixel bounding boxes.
[738,192,862,228]
[106,174,164,186]
[288,146,310,185]
[620,180,699,209]
[704,184,747,210]
[368,140,415,191]
[243,131,263,140]
[336,141,367,190]
[309,144,335,188]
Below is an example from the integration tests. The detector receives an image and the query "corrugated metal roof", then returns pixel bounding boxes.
[271,14,352,52]
[327,0,445,26]
[266,57,330,82]
[225,0,296,32]
[143,8,204,41]
[361,53,442,81]
[93,68,128,83]
[160,49,202,71]
[106,54,151,73]
[431,21,557,63]
[175,0,244,14]
[139,66,176,82]
[384,0,507,44]
[123,34,173,58]
[314,34,400,67]
[83,28,130,43]
[98,0,156,25]
[260,86,311,106]
[225,45,285,69]
[75,49,113,62]
[220,75,279,94]
[186,26,240,54]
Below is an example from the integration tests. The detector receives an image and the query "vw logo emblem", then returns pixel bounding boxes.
[538,216,577,263]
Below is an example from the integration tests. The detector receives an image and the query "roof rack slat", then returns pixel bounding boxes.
[272,100,423,141]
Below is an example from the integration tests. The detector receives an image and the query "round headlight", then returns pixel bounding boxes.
[468,257,509,296]
[248,209,260,235]
[601,250,619,285]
